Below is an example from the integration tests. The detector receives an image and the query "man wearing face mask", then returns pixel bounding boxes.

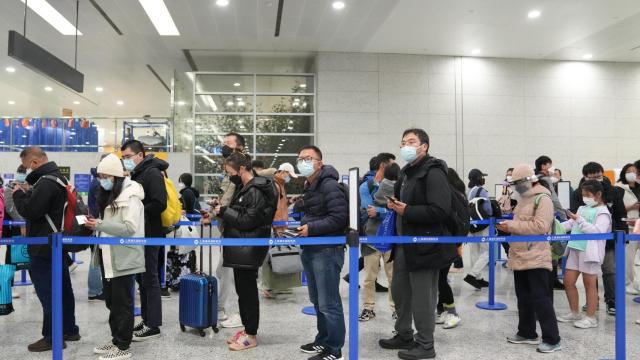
[534,156,566,221]
[495,164,561,354]
[294,145,348,360]
[120,140,168,342]
[378,129,456,360]
[12,147,80,352]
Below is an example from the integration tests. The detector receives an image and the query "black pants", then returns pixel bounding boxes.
[104,275,135,350]
[136,246,162,328]
[548,259,558,304]
[233,268,259,336]
[513,269,560,345]
[437,266,454,312]
[157,246,165,288]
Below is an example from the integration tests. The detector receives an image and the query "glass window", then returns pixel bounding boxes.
[196,115,253,133]
[256,95,313,114]
[256,115,313,133]
[256,135,313,154]
[195,95,253,113]
[194,175,224,196]
[256,75,313,93]
[195,74,254,93]
[194,134,254,154]
[195,155,225,174]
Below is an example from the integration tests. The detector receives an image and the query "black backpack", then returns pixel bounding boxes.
[448,188,471,236]
[468,186,502,233]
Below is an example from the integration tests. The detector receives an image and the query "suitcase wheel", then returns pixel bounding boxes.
[180,324,185,332]
[198,329,206,337]
[212,327,219,334]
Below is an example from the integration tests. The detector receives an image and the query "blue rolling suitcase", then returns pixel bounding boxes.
[179,226,219,337]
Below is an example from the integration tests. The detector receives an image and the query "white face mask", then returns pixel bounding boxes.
[550,176,560,184]
[583,197,598,207]
[625,172,637,184]
[506,176,513,183]
[178,182,185,188]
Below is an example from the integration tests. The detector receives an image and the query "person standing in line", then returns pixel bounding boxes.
[121,140,167,342]
[496,164,561,354]
[464,168,492,290]
[615,164,640,295]
[3,165,27,299]
[87,155,108,302]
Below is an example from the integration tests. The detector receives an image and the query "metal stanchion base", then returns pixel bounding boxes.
[14,280,32,286]
[476,301,507,311]
[302,306,317,316]
[134,307,141,317]
[633,297,640,304]
[73,260,84,265]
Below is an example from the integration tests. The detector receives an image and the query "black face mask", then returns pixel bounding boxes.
[221,145,233,158]
[229,174,242,186]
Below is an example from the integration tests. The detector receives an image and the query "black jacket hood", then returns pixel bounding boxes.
[133,155,169,176]
[308,165,340,191]
[26,161,64,185]
[180,186,200,198]
[402,156,447,178]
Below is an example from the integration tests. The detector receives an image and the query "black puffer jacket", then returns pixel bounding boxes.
[220,176,277,269]
[130,155,168,237]
[180,186,200,215]
[393,156,457,271]
[13,162,67,259]
[294,165,348,250]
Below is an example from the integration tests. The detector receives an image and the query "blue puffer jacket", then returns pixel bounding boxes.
[294,165,348,249]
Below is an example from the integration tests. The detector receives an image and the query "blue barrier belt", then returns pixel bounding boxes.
[360,232,613,244]
[0,237,49,245]
[174,220,301,227]
[626,234,640,241]
[61,236,346,247]
[2,220,26,226]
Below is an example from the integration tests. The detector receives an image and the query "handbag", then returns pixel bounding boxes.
[174,216,200,255]
[10,244,30,264]
[372,210,395,253]
[268,245,304,274]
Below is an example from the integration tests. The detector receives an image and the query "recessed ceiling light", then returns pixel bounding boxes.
[236,97,243,101]
[8,100,16,105]
[237,101,245,106]
[299,84,307,88]
[44,86,53,92]
[332,1,345,10]
[582,53,593,60]
[226,101,234,106]
[116,100,124,106]
[138,0,180,36]
[233,82,240,87]
[216,0,229,7]
[20,0,83,36]
[95,86,104,92]
[73,101,80,105]
[527,10,541,19]
[471,48,481,56]
[177,100,185,106]
[5,67,16,73]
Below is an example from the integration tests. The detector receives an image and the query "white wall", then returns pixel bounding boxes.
[316,52,640,194]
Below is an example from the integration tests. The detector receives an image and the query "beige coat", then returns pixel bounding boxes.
[503,184,553,271]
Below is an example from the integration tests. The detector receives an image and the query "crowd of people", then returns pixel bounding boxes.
[1,128,640,360]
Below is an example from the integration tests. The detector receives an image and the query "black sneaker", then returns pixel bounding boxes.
[463,275,482,290]
[160,288,171,299]
[379,334,415,350]
[398,346,436,360]
[64,333,81,341]
[308,350,343,360]
[375,281,388,292]
[88,293,106,302]
[553,279,565,290]
[606,301,615,316]
[300,343,325,354]
[132,326,160,342]
[133,321,144,333]
[358,309,376,322]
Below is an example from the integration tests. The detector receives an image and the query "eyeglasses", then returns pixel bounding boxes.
[585,174,604,181]
[122,152,140,160]
[297,157,318,165]
[400,140,421,147]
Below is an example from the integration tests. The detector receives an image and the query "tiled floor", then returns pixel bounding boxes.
[1,250,639,360]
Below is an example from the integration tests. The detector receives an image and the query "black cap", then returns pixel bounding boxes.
[468,169,487,180]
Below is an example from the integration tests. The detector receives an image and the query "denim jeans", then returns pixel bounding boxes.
[88,247,103,297]
[29,255,79,343]
[301,246,345,356]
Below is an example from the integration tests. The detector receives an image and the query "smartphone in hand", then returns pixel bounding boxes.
[384,195,398,203]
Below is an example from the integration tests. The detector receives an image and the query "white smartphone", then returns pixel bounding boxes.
[76,215,88,225]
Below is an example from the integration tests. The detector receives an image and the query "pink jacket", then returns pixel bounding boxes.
[0,188,4,238]
[503,184,553,271]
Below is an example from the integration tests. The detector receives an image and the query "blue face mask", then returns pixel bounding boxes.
[100,178,114,191]
[123,158,136,171]
[297,162,315,178]
[400,146,418,163]
[15,173,27,183]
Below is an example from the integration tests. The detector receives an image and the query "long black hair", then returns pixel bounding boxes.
[97,177,126,217]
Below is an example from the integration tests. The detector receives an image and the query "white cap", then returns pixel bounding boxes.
[97,154,125,178]
[277,162,299,178]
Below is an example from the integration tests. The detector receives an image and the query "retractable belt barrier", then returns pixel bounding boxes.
[4,219,637,360]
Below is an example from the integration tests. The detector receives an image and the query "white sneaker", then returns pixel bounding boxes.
[68,263,78,273]
[557,312,583,323]
[435,312,447,325]
[12,291,19,299]
[626,286,640,295]
[221,313,243,328]
[99,348,132,360]
[218,311,229,322]
[443,313,461,329]
[94,343,117,354]
[574,316,598,329]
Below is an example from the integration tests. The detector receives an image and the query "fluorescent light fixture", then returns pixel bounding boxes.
[8,100,16,105]
[332,1,345,10]
[20,0,83,36]
[226,101,234,106]
[299,83,307,88]
[471,48,481,55]
[237,101,245,107]
[582,53,593,60]
[116,100,124,106]
[216,0,229,7]
[73,100,80,105]
[236,97,243,101]
[44,86,53,92]
[233,82,240,87]
[527,10,541,19]
[138,0,180,36]
[177,100,186,106]
[95,86,104,92]
[5,67,16,73]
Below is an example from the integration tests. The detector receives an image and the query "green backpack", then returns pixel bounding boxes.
[534,193,567,259]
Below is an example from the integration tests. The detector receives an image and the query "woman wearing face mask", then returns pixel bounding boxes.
[211,153,277,351]
[84,154,146,360]
[464,169,492,290]
[178,173,200,215]
[615,163,640,295]
[558,180,610,329]
[2,166,27,299]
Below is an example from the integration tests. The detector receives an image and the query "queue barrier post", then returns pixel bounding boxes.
[51,232,64,360]
[476,218,507,311]
[15,269,32,286]
[347,230,359,360]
